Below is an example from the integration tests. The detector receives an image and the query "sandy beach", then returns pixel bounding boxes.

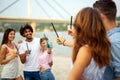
[0,55,72,80]
[52,55,72,80]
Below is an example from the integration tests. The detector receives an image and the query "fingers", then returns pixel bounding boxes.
[25,50,30,55]
[46,42,53,48]
[56,37,66,45]
[56,38,62,44]
[18,40,23,44]
[67,29,74,36]
[10,54,18,60]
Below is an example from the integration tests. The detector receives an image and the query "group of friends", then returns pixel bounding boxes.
[0,0,120,80]
[0,24,55,80]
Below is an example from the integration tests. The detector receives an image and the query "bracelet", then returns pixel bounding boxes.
[63,40,66,46]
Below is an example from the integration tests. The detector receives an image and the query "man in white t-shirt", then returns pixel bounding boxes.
[18,24,41,80]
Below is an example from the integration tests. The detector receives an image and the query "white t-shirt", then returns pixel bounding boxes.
[18,38,40,71]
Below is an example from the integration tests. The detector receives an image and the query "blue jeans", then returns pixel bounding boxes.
[40,69,55,80]
[103,66,115,80]
[24,71,41,80]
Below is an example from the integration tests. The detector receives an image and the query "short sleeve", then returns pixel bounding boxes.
[18,43,25,54]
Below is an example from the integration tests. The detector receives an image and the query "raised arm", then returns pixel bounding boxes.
[18,44,29,64]
[19,51,28,63]
[56,37,74,47]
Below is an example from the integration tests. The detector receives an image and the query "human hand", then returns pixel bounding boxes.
[67,25,74,36]
[46,42,53,54]
[46,42,53,48]
[10,54,18,60]
[48,61,53,67]
[18,40,23,44]
[68,29,74,36]
[25,50,30,56]
[56,37,66,45]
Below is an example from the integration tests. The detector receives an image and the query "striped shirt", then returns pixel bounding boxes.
[83,59,105,80]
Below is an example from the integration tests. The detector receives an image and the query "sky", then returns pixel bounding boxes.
[0,0,120,20]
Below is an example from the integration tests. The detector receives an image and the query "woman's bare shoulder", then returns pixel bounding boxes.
[79,45,91,53]
[0,44,7,50]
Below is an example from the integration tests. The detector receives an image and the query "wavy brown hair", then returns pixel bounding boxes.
[72,7,111,68]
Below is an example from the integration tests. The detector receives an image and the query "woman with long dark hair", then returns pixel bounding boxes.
[0,28,22,80]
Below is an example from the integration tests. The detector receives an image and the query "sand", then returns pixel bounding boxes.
[52,55,72,80]
[0,55,72,80]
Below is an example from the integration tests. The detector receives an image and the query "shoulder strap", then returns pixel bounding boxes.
[13,43,18,51]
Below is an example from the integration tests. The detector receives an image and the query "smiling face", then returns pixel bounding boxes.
[8,31,15,41]
[40,39,47,50]
[23,29,33,40]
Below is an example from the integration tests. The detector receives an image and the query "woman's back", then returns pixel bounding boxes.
[83,59,105,80]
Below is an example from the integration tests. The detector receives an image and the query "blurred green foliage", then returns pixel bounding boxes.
[0,22,69,32]
[0,16,120,32]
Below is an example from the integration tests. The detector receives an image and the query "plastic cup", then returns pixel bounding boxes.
[11,50,15,55]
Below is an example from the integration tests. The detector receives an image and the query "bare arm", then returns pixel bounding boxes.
[0,45,17,65]
[56,37,74,47]
[18,43,29,64]
[67,46,92,80]
[47,48,52,54]
[0,45,7,64]
[63,40,74,47]
[19,51,29,64]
